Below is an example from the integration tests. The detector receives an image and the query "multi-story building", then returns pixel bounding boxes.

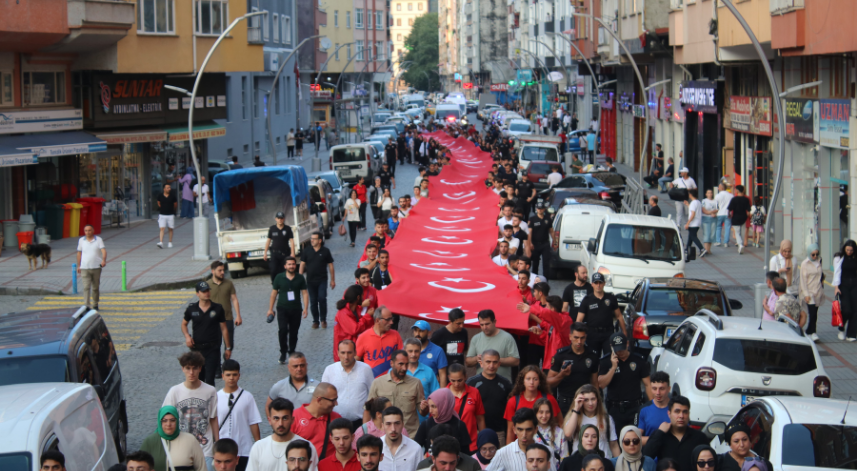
[391,0,428,84]
[438,0,459,91]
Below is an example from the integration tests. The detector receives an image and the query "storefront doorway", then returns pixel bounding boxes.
[78,149,146,223]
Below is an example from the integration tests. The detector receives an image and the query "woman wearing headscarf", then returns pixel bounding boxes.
[611,426,655,471]
[691,445,718,471]
[740,458,769,471]
[769,240,799,296]
[834,240,857,340]
[140,405,206,471]
[473,429,500,470]
[560,424,608,471]
[800,242,825,341]
[718,424,753,471]
[414,388,472,452]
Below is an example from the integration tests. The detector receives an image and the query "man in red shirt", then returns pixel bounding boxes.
[517,295,571,369]
[356,306,404,377]
[446,363,485,453]
[291,383,342,459]
[318,418,361,471]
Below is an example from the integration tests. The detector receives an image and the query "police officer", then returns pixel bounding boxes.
[378,163,395,189]
[385,137,398,175]
[597,332,652,431]
[516,173,536,217]
[397,132,408,165]
[576,273,626,355]
[528,202,553,280]
[181,281,231,386]
[263,212,295,283]
[547,322,599,416]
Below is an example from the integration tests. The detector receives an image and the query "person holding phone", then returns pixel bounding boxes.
[545,323,599,417]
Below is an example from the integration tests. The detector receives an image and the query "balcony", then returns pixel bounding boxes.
[247,26,263,44]
[42,0,135,53]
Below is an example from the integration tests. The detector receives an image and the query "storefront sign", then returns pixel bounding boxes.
[576,77,585,96]
[784,98,818,143]
[0,109,83,134]
[679,81,717,114]
[820,99,850,149]
[517,70,533,83]
[32,143,107,157]
[728,96,772,136]
[490,83,508,92]
[558,95,568,103]
[618,93,631,112]
[633,104,646,118]
[454,73,462,82]
[600,92,614,110]
[0,153,38,167]
[168,126,227,142]
[659,97,671,120]
[95,130,168,144]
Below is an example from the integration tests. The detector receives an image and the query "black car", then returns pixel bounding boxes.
[0,306,128,459]
[554,172,627,207]
[621,278,743,357]
[536,187,600,211]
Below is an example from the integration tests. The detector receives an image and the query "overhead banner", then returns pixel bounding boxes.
[378,134,526,332]
[728,96,772,136]
[784,98,818,143]
[490,83,509,92]
[820,99,850,149]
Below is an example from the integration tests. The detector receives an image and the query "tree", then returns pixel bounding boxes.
[401,13,439,92]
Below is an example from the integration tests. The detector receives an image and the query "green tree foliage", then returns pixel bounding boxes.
[401,13,439,92]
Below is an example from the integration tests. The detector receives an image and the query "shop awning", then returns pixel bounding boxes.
[164,121,226,142]
[94,128,168,144]
[0,145,37,168]
[0,131,107,157]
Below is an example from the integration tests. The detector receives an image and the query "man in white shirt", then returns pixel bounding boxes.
[218,360,263,470]
[164,352,220,469]
[714,183,734,247]
[497,205,528,234]
[76,224,106,309]
[498,226,521,253]
[546,166,563,188]
[246,398,319,471]
[493,241,512,267]
[193,175,212,217]
[322,339,375,430]
[670,167,697,231]
[487,409,556,471]
[379,407,422,471]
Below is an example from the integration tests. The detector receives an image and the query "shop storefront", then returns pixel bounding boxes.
[680,80,723,194]
[780,97,819,255]
[816,98,849,266]
[725,95,773,204]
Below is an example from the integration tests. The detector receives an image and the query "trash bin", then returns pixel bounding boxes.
[16,231,34,247]
[77,197,107,234]
[66,203,84,238]
[44,205,64,241]
[35,210,47,227]
[2,220,18,248]
[62,204,73,239]
[18,215,36,235]
[77,202,91,236]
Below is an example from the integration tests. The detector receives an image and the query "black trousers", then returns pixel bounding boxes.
[840,278,857,337]
[269,251,287,282]
[358,203,368,229]
[236,456,249,471]
[806,304,819,335]
[276,307,303,355]
[194,343,221,387]
[608,399,643,431]
[531,242,552,280]
[348,221,359,243]
[527,344,545,368]
[588,332,611,356]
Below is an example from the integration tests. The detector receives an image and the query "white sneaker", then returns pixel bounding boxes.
[810,333,819,342]
[168,242,173,248]
[713,243,722,247]
[700,249,708,258]
[157,242,163,249]
[847,337,856,342]
[839,331,846,340]
[738,245,744,254]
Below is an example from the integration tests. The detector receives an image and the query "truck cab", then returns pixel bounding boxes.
[516,135,564,177]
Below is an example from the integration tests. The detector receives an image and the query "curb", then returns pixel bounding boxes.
[0,275,208,296]
[0,286,63,296]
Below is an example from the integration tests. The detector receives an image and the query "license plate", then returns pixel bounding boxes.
[539,178,547,183]
[666,328,675,338]
[741,395,757,406]
[565,243,581,250]
[339,168,352,176]
[249,250,265,257]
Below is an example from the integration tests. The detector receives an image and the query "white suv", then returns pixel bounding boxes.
[655,311,831,431]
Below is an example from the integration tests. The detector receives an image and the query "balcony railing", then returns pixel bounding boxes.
[247,26,263,44]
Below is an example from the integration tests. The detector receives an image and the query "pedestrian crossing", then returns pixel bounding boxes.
[27,291,194,352]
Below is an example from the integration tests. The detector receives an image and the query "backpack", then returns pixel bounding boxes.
[751,206,766,226]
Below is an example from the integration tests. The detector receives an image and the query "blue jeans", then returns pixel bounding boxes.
[716,215,731,244]
[307,281,328,323]
[702,216,716,243]
[658,177,672,192]
[181,199,194,218]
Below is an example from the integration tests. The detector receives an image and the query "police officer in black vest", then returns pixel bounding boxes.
[576,272,626,355]
[263,212,295,282]
[528,202,553,280]
[597,332,652,431]
[547,322,600,416]
[181,281,230,386]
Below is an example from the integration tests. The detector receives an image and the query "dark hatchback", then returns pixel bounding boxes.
[0,306,128,459]
[524,161,566,190]
[621,278,743,356]
[554,172,626,207]
[537,188,601,211]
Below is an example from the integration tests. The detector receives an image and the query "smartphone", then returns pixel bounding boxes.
[562,360,573,369]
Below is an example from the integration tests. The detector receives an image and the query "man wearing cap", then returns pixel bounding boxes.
[527,203,553,281]
[412,321,449,386]
[264,212,296,283]
[575,273,625,356]
[182,281,231,386]
[670,164,697,230]
[597,333,652,430]
[384,139,398,179]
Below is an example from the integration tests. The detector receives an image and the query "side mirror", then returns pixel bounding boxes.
[547,207,556,215]
[616,293,630,304]
[687,246,697,261]
[587,238,597,253]
[706,422,727,436]
[729,299,744,310]
[649,335,664,348]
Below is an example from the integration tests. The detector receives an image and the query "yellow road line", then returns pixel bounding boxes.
[42,292,193,299]
[41,294,192,300]
[29,305,185,311]
[110,335,141,340]
[33,301,188,306]
[115,344,131,351]
[108,329,150,334]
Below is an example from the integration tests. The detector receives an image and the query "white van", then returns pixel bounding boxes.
[580,213,690,296]
[434,103,462,125]
[0,383,120,471]
[330,142,382,183]
[547,203,616,278]
[443,95,467,116]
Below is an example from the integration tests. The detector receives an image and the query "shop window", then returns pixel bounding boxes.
[397,3,401,10]
[0,71,12,105]
[408,3,413,10]
[334,11,338,27]
[346,11,351,28]
[23,71,66,105]
[281,16,291,44]
[241,76,247,120]
[829,57,850,99]
[273,13,279,42]
[243,144,249,153]
[137,0,175,33]
[194,0,228,35]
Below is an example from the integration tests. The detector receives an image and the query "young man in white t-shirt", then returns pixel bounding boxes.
[493,240,512,267]
[684,190,705,257]
[163,351,219,468]
[193,175,212,217]
[713,182,734,247]
[218,360,263,469]
[670,164,697,230]
[499,225,521,253]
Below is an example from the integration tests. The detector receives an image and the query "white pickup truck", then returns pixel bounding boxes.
[516,135,565,178]
[580,213,692,297]
[212,166,318,278]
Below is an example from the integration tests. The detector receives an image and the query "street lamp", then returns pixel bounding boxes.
[517,49,552,113]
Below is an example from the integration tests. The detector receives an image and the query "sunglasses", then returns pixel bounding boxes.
[623,438,640,446]
[697,460,716,468]
[811,252,820,257]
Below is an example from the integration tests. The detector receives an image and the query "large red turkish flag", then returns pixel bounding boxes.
[377,133,528,333]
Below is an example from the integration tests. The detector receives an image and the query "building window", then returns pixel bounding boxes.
[355,9,363,28]
[367,9,373,28]
[346,11,351,27]
[262,10,269,40]
[241,76,247,119]
[397,34,402,41]
[408,3,413,10]
[253,78,259,118]
[418,2,423,10]
[0,71,12,105]
[376,11,383,29]
[282,16,291,43]
[137,0,175,33]
[397,18,401,26]
[397,3,401,10]
[194,0,228,35]
[22,71,65,105]
[335,43,340,60]
[408,18,413,25]
[376,41,384,60]
[334,10,338,26]
[347,43,352,60]
[273,13,279,42]
[356,40,364,60]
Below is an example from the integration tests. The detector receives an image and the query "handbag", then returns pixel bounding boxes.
[832,294,843,327]
[338,222,347,237]
[668,187,689,202]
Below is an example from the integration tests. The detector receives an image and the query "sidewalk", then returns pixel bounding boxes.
[615,162,857,398]
[0,217,217,295]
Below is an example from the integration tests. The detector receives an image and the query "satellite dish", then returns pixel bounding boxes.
[320,37,332,51]
[548,71,564,82]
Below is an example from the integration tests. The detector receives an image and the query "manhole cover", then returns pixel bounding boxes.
[140,341,182,347]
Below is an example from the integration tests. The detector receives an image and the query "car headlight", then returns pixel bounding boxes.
[597,266,613,287]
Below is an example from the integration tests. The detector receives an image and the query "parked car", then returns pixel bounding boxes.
[308,177,336,238]
[622,278,742,357]
[373,112,392,124]
[330,142,382,184]
[308,170,347,220]
[0,306,128,459]
[654,312,830,431]
[553,172,627,207]
[548,203,616,279]
[537,188,601,211]
[208,160,233,182]
[364,140,386,163]
[0,382,120,471]
[524,161,566,190]
[478,104,503,121]
[466,100,479,113]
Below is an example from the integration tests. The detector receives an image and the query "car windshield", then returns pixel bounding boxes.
[373,114,390,122]
[435,108,461,119]
[521,147,559,162]
[530,163,558,175]
[509,123,530,132]
[318,174,341,190]
[0,452,31,471]
[602,224,683,261]
[782,424,857,468]
[406,100,424,107]
[645,289,725,316]
[368,143,384,153]
[713,339,817,374]
[0,356,68,386]
[332,148,366,163]
[593,173,626,186]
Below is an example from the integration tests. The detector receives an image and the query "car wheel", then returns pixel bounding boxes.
[115,417,127,461]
